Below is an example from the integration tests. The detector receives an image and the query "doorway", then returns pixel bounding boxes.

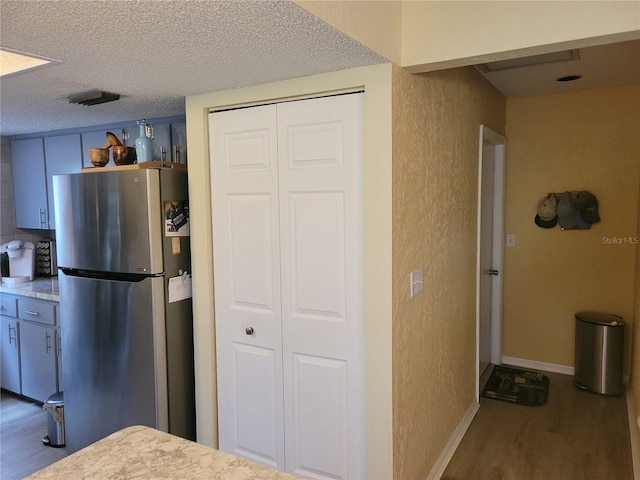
[476,125,506,399]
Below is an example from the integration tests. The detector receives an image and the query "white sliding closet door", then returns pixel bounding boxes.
[210,93,365,479]
[210,104,284,469]
[277,95,364,479]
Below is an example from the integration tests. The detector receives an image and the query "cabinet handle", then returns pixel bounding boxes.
[39,208,47,227]
[8,324,16,344]
[46,331,52,353]
[245,326,254,335]
[173,145,180,164]
[1,305,5,311]
[57,333,62,357]
[24,310,40,316]
[161,146,166,161]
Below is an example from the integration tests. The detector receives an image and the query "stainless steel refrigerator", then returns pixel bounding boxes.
[53,167,195,454]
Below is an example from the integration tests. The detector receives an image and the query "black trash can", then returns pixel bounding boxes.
[42,391,65,447]
[574,312,624,396]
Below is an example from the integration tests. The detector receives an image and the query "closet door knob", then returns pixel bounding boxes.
[245,327,254,335]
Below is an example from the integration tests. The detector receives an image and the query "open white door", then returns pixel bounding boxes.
[476,125,506,398]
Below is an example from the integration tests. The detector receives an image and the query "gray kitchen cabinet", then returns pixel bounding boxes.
[0,316,21,393]
[0,294,21,393]
[149,123,171,162]
[44,134,83,229]
[171,122,187,164]
[55,304,63,391]
[119,126,137,149]
[19,321,57,401]
[11,138,48,229]
[17,297,58,402]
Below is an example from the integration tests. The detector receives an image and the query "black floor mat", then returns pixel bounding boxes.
[482,365,549,406]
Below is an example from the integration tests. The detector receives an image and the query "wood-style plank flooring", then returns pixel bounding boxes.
[442,370,634,480]
[0,372,634,480]
[0,391,67,480]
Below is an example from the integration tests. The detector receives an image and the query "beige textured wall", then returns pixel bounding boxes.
[503,86,640,372]
[391,65,505,479]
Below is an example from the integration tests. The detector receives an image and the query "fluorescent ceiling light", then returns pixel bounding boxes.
[0,47,60,77]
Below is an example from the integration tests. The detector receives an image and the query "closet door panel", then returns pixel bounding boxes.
[277,93,365,479]
[231,342,281,467]
[288,191,346,322]
[210,104,285,470]
[290,353,348,479]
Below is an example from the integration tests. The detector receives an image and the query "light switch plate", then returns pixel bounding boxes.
[410,269,424,297]
[506,234,516,248]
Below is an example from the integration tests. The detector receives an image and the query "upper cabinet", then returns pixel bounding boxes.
[171,122,187,164]
[44,134,83,229]
[11,138,48,229]
[11,135,83,230]
[10,115,186,230]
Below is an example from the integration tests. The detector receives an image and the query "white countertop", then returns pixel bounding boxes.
[27,425,300,479]
[0,277,59,301]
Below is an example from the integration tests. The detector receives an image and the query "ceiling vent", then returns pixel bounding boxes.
[68,90,121,106]
[476,49,580,73]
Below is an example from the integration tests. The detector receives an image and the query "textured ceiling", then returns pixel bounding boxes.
[1,1,638,138]
[0,0,387,136]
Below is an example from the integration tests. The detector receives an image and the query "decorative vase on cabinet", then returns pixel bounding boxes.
[135,119,154,162]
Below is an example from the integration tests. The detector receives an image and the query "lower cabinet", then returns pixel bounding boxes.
[0,294,60,402]
[19,321,58,402]
[1,315,21,393]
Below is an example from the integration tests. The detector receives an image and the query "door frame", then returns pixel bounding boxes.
[475,124,506,401]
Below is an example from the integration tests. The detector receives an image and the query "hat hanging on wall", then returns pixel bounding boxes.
[574,191,600,224]
[557,191,578,230]
[534,193,558,228]
[535,190,600,230]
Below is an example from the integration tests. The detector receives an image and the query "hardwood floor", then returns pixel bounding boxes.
[442,370,634,480]
[1,372,634,480]
[0,391,67,480]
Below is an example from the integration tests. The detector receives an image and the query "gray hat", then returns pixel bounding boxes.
[557,192,578,230]
[534,194,558,228]
[574,191,600,224]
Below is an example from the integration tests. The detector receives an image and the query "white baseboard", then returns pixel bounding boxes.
[626,389,640,480]
[501,355,574,376]
[426,400,479,480]
[501,355,630,383]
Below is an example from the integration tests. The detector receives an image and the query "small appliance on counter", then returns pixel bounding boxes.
[0,240,35,283]
[36,240,58,276]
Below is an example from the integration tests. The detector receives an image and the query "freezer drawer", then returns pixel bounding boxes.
[59,270,167,453]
